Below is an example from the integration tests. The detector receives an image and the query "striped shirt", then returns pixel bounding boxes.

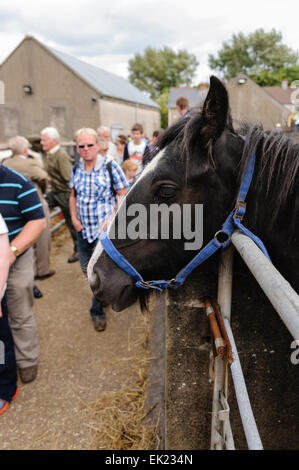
[0,165,45,241]
[69,155,128,243]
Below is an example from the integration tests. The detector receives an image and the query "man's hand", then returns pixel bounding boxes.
[72,217,83,232]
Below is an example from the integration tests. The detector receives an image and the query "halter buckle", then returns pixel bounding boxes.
[233,200,247,220]
[168,278,177,288]
[138,280,152,289]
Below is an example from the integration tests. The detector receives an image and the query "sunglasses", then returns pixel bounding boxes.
[78,143,95,149]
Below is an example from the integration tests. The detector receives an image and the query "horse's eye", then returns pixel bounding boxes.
[156,184,177,199]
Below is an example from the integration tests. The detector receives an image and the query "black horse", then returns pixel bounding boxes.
[88,76,299,312]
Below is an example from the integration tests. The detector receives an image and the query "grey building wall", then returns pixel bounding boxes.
[99,97,160,138]
[226,75,290,129]
[0,37,160,142]
[0,37,100,140]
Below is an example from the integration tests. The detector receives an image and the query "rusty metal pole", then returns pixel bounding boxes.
[210,246,235,450]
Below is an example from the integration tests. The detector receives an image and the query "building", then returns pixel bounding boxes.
[0,35,160,142]
[167,86,208,125]
[264,80,299,128]
[226,74,291,129]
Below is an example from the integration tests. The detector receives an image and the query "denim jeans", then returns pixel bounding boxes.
[0,295,18,402]
[76,231,105,318]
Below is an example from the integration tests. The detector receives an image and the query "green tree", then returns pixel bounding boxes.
[251,65,299,87]
[128,47,199,101]
[209,29,298,82]
[156,89,169,129]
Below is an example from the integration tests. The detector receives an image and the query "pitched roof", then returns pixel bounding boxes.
[46,45,159,109]
[1,36,159,109]
[264,86,293,105]
[168,87,208,108]
[227,74,289,112]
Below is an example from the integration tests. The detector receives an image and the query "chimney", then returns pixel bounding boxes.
[281,79,288,91]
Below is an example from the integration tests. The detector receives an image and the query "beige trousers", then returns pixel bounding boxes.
[6,248,39,369]
[34,197,51,277]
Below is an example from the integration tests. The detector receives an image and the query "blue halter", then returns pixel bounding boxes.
[99,152,270,292]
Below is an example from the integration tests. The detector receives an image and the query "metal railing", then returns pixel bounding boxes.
[50,207,65,233]
[210,230,299,450]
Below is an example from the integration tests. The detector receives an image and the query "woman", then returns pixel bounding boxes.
[115,135,127,164]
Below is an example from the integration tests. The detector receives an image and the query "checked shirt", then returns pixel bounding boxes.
[69,155,128,243]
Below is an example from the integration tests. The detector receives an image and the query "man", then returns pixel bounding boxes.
[176,96,190,117]
[0,213,18,414]
[69,128,128,332]
[4,136,55,290]
[97,126,119,164]
[123,123,149,175]
[143,129,162,168]
[40,127,78,263]
[0,164,46,383]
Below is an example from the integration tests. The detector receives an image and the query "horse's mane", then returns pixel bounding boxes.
[158,115,299,226]
[238,123,299,221]
[158,114,188,150]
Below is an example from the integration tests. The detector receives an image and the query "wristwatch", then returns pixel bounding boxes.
[10,245,21,257]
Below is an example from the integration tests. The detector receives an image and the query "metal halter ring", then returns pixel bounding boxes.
[214,230,230,244]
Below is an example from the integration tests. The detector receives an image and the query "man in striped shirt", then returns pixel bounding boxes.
[69,128,128,332]
[0,164,46,383]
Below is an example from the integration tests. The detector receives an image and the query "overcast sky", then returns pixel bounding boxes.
[0,0,298,85]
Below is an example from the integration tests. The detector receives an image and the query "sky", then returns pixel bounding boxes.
[0,0,298,86]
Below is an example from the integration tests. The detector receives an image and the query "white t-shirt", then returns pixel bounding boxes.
[127,140,147,174]
[0,213,8,299]
[0,213,8,235]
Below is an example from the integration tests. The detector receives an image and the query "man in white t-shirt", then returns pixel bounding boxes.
[123,123,149,175]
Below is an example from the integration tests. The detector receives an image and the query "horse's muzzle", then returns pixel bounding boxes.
[90,264,137,312]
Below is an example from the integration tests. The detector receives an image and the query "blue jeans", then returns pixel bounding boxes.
[0,295,17,402]
[77,231,105,319]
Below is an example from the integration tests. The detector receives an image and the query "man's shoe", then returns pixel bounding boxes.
[92,316,106,332]
[35,269,56,280]
[19,365,38,384]
[68,252,79,263]
[0,387,19,415]
[33,285,43,299]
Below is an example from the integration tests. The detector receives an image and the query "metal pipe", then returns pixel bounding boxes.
[50,219,65,233]
[223,316,264,450]
[231,230,299,340]
[50,207,62,219]
[218,246,234,322]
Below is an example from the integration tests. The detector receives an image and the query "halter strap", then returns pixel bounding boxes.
[100,151,271,292]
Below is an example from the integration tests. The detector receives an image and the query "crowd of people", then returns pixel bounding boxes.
[0,120,163,416]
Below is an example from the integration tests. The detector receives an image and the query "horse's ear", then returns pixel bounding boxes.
[200,76,229,146]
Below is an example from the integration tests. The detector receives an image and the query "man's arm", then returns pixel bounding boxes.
[69,189,83,232]
[115,188,128,211]
[29,162,49,194]
[100,188,128,232]
[58,151,72,184]
[9,218,46,265]
[0,232,10,318]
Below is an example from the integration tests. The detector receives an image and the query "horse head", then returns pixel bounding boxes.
[87,77,248,311]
